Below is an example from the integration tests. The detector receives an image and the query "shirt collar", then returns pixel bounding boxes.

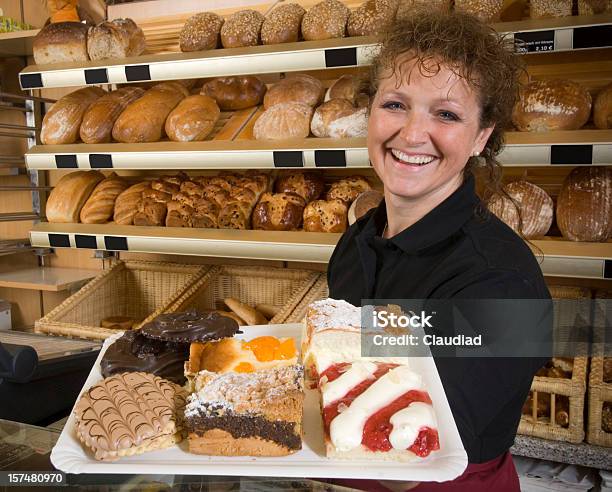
[358,174,480,254]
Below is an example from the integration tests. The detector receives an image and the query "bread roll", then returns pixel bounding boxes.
[347,0,397,37]
[192,199,220,228]
[133,199,167,227]
[530,0,572,18]
[80,173,129,224]
[274,172,325,202]
[594,82,612,130]
[301,0,349,41]
[326,176,372,204]
[80,87,145,144]
[114,181,150,225]
[348,190,384,224]
[112,82,189,143]
[166,200,194,228]
[41,87,105,145]
[47,171,105,223]
[487,181,553,239]
[577,0,612,15]
[180,12,224,52]
[254,103,313,140]
[87,18,146,61]
[165,95,220,142]
[311,99,368,138]
[325,74,365,105]
[557,167,612,242]
[512,80,592,132]
[303,199,348,233]
[261,4,305,45]
[217,200,254,229]
[396,0,450,20]
[264,74,324,109]
[200,76,266,110]
[252,192,306,231]
[454,0,503,22]
[220,10,264,48]
[33,22,89,65]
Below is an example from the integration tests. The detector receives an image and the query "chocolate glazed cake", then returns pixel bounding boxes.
[184,365,304,456]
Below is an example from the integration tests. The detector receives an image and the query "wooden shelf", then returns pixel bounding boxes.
[0,29,39,58]
[0,267,98,291]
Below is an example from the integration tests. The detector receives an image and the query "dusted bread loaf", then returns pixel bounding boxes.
[301,0,349,41]
[33,22,89,65]
[275,172,325,202]
[254,103,313,140]
[165,95,220,142]
[200,76,266,110]
[264,74,324,109]
[47,171,105,223]
[80,173,129,224]
[80,87,145,144]
[87,18,146,61]
[114,181,150,225]
[41,87,105,145]
[252,192,306,231]
[557,167,612,242]
[180,12,224,52]
[303,199,348,233]
[311,99,367,138]
[347,0,398,37]
[594,82,612,130]
[261,4,305,45]
[220,10,264,48]
[512,80,592,132]
[454,0,503,22]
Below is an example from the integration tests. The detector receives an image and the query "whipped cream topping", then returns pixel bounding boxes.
[389,402,437,450]
[321,361,377,407]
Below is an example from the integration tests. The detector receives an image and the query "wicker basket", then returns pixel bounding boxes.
[166,265,321,324]
[35,261,208,341]
[285,275,329,323]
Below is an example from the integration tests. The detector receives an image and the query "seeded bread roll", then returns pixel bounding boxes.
[326,176,372,204]
[87,18,146,61]
[396,0,450,20]
[347,0,398,37]
[33,22,89,65]
[46,171,105,223]
[220,10,264,48]
[454,0,504,23]
[200,76,266,110]
[252,192,306,231]
[254,103,313,140]
[594,82,612,130]
[180,12,224,52]
[311,99,368,138]
[301,0,350,41]
[80,173,129,224]
[303,199,348,233]
[577,0,612,14]
[261,4,306,45]
[165,95,220,142]
[512,80,592,132]
[530,0,572,18]
[114,181,151,225]
[275,172,325,202]
[264,74,324,109]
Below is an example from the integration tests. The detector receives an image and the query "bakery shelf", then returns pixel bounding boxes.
[0,29,39,58]
[0,267,98,291]
[18,14,612,90]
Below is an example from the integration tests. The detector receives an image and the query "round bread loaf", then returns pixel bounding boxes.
[396,0,450,20]
[454,0,504,22]
[200,76,266,110]
[275,172,325,202]
[301,0,349,41]
[165,95,220,142]
[347,0,397,37]
[180,12,224,52]
[261,3,305,45]
[594,82,612,130]
[348,190,384,224]
[304,199,348,233]
[325,74,364,105]
[512,80,592,132]
[530,0,572,18]
[254,103,313,140]
[220,9,264,48]
[264,74,324,109]
[557,167,612,242]
[487,181,553,239]
[577,0,612,15]
[252,192,306,231]
[33,22,89,65]
[326,176,372,204]
[311,99,368,138]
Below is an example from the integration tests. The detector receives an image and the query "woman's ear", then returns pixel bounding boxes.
[474,125,495,155]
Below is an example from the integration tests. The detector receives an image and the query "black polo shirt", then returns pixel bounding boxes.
[327,174,551,463]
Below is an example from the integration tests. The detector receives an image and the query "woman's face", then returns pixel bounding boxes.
[368,56,494,206]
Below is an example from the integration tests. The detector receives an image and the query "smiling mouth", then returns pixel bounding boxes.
[390,149,437,166]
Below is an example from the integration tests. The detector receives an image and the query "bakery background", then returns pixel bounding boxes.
[0,0,609,487]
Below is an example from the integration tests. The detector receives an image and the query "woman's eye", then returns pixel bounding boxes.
[438,111,459,121]
[381,101,404,111]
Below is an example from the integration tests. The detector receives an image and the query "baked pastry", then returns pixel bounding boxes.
[347,0,398,37]
[87,18,146,61]
[165,95,220,142]
[261,4,306,45]
[46,170,105,223]
[594,82,612,130]
[301,0,349,41]
[396,0,450,19]
[326,176,372,204]
[274,172,324,203]
[217,186,258,229]
[41,87,105,145]
[100,315,136,330]
[179,12,224,52]
[348,190,384,224]
[264,74,324,109]
[80,172,129,224]
[140,310,240,344]
[311,99,368,138]
[220,10,264,48]
[325,74,366,106]
[192,199,220,229]
[80,87,145,144]
[577,0,612,14]
[113,181,150,225]
[254,103,313,140]
[252,192,306,231]
[133,198,167,226]
[166,200,194,228]
[530,0,572,18]
[512,80,592,132]
[74,372,187,461]
[303,199,348,233]
[224,298,269,326]
[214,310,246,326]
[33,22,89,65]
[200,76,266,110]
[255,304,280,319]
[184,365,304,456]
[454,0,504,22]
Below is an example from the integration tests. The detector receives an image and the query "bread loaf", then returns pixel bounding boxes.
[166,200,194,227]
[512,80,592,132]
[80,173,129,224]
[396,0,450,20]
[577,0,612,15]
[594,82,612,130]
[80,87,145,144]
[348,190,383,224]
[261,4,305,45]
[326,176,372,204]
[47,171,105,223]
[133,198,167,226]
[200,76,266,110]
[87,18,146,61]
[41,87,105,145]
[275,172,325,202]
[325,74,365,105]
[557,167,612,242]
[530,0,572,18]
[254,103,313,140]
[487,181,553,239]
[33,22,89,65]
[311,99,368,138]
[303,199,348,233]
[112,82,189,143]
[252,192,306,231]
[113,181,150,225]
[454,0,503,22]
[165,95,220,142]
[220,10,264,48]
[180,12,224,52]
[347,0,397,37]
[264,74,324,109]
[301,0,349,41]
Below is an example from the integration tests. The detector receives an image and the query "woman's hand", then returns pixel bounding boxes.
[378,480,421,491]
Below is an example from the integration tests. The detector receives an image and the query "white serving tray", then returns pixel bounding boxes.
[51,323,467,482]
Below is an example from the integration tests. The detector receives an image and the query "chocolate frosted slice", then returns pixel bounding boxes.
[100,330,189,384]
[140,309,240,343]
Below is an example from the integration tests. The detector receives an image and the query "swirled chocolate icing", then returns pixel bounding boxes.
[140,309,240,343]
[100,330,189,384]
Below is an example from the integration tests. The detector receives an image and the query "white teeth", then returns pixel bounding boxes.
[391,149,435,165]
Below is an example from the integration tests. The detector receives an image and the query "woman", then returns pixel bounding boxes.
[327,9,550,492]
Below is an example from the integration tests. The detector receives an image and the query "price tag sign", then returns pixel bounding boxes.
[514,30,555,53]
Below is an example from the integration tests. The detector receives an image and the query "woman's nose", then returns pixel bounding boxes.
[398,111,428,145]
